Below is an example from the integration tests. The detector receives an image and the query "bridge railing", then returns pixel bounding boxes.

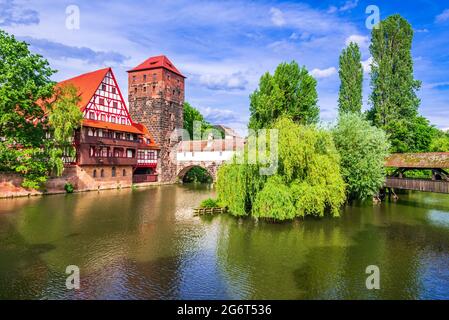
[385,177,449,194]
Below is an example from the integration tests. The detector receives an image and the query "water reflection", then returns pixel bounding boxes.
[0,186,448,299]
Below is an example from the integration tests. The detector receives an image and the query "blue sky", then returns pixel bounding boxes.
[2,0,449,133]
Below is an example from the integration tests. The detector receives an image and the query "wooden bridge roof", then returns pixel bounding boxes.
[385,152,449,168]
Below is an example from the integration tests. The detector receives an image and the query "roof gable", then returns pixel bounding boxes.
[128,55,185,77]
[57,67,110,111]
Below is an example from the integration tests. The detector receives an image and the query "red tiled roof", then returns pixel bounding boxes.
[127,55,185,78]
[57,68,110,112]
[132,123,160,149]
[82,119,143,135]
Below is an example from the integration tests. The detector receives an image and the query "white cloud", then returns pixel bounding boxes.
[345,34,369,47]
[339,0,359,12]
[198,72,248,91]
[415,28,429,33]
[361,57,373,74]
[436,9,449,23]
[311,67,337,79]
[270,7,286,26]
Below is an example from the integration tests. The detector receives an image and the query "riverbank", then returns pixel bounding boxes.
[0,171,174,199]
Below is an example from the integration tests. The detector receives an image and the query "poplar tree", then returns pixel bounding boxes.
[367,15,421,149]
[338,42,363,114]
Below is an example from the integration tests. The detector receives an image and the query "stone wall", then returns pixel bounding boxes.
[0,165,133,198]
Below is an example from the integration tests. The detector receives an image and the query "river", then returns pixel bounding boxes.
[0,184,448,299]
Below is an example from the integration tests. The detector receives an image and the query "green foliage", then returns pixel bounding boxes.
[0,30,55,147]
[249,61,319,129]
[200,198,220,208]
[183,166,213,183]
[217,161,265,217]
[64,183,74,194]
[332,113,390,200]
[338,42,363,114]
[217,117,346,220]
[387,116,437,153]
[0,30,82,188]
[367,15,425,153]
[183,102,215,140]
[430,131,449,152]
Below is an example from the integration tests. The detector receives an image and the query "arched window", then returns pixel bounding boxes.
[101,169,104,178]
[122,169,126,177]
[93,169,97,178]
[112,167,116,177]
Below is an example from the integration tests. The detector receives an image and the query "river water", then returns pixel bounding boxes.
[0,184,448,299]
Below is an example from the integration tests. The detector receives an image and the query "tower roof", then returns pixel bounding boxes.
[56,67,111,111]
[127,55,185,78]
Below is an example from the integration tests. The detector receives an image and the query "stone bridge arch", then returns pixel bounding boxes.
[176,161,222,182]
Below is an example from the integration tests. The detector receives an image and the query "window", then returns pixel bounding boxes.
[98,129,103,137]
[127,149,133,158]
[88,128,94,136]
[143,86,147,92]
[89,111,95,119]
[134,87,137,93]
[93,169,97,178]
[132,75,136,82]
[112,167,116,177]
[121,118,126,125]
[100,169,104,177]
[153,73,157,81]
[101,114,106,122]
[143,74,147,81]
[99,98,105,105]
[113,102,118,108]
[112,87,116,94]
[90,146,95,156]
[122,169,126,177]
[153,86,156,93]
[102,84,106,91]
[115,132,122,140]
[111,116,116,123]
[126,133,131,140]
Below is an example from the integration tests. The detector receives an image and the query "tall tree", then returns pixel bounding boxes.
[338,42,363,114]
[183,102,213,140]
[249,61,319,129]
[367,15,421,151]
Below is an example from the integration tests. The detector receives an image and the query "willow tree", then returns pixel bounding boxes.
[216,117,346,220]
[332,113,390,201]
[249,61,319,129]
[367,15,423,152]
[338,42,363,114]
[46,84,83,176]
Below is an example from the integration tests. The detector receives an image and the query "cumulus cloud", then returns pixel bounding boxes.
[0,0,39,26]
[311,67,337,79]
[345,34,369,47]
[270,7,286,26]
[19,37,129,65]
[200,106,241,124]
[436,9,449,23]
[198,72,248,91]
[328,0,359,13]
[361,57,373,74]
[339,0,359,12]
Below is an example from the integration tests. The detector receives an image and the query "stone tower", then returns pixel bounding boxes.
[128,55,185,182]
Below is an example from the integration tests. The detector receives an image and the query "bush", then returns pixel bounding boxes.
[200,198,220,208]
[332,113,390,200]
[64,183,74,194]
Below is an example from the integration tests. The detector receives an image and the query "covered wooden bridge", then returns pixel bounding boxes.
[385,153,449,194]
